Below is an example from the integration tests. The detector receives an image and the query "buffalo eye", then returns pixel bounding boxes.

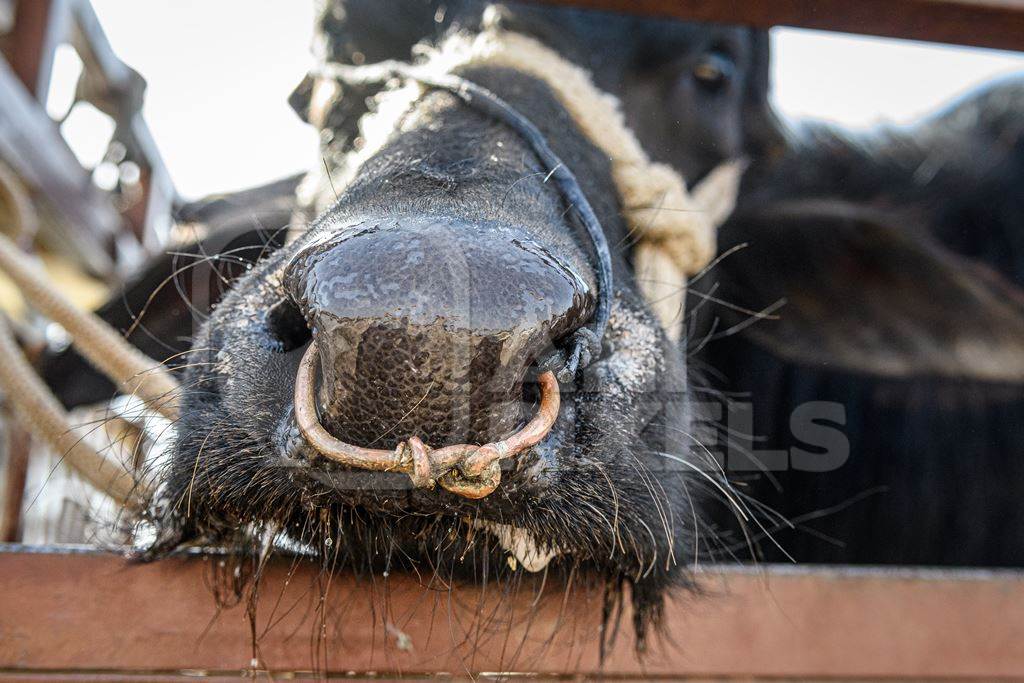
[691,51,735,95]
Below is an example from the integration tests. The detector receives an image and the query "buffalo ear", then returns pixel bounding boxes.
[706,201,1024,382]
[288,74,315,124]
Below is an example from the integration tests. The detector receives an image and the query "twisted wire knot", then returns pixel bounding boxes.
[294,343,560,499]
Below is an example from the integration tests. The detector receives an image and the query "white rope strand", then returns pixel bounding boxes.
[0,167,170,505]
[0,314,145,505]
[0,232,180,421]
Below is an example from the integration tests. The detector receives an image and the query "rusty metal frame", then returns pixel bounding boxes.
[0,546,1021,679]
[0,0,177,543]
[0,0,176,276]
[0,51,123,275]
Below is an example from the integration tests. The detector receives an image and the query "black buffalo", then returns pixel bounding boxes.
[702,76,1024,565]
[37,0,1024,651]
[38,1,775,647]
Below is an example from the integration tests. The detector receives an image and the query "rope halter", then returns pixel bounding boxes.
[291,28,745,496]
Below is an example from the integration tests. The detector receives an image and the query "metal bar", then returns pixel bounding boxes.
[0,546,1021,679]
[2,0,172,270]
[0,56,122,275]
[528,0,1024,52]
[128,117,176,251]
[70,0,177,251]
[67,0,131,92]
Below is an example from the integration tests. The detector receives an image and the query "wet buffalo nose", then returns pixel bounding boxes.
[283,215,595,449]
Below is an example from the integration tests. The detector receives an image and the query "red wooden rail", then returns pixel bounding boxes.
[1,546,1022,680]
[2,2,1024,681]
[530,0,1024,52]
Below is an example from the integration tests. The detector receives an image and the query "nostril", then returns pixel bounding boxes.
[264,297,311,353]
[521,373,543,414]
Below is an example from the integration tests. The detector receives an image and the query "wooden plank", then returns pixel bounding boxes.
[0,546,1021,679]
[529,0,1024,52]
[0,424,30,543]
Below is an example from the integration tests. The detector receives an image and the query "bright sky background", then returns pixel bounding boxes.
[53,3,1024,200]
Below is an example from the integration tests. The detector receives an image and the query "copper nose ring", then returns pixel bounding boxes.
[293,342,560,499]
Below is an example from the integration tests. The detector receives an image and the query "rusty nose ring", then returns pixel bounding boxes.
[293,342,560,499]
